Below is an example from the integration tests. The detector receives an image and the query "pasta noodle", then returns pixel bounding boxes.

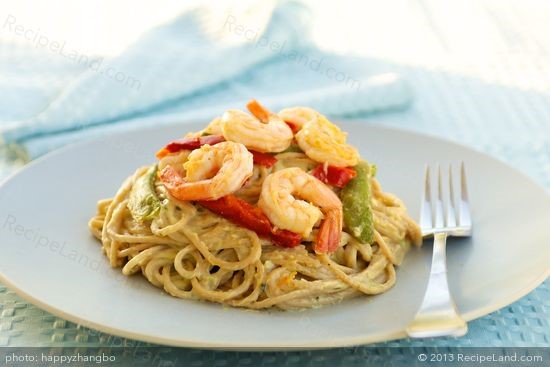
[89,151,421,310]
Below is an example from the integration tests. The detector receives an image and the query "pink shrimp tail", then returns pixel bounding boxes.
[314,208,342,254]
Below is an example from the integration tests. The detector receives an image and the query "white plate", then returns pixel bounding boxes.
[0,121,549,350]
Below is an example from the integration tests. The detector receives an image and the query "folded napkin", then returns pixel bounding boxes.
[0,0,413,178]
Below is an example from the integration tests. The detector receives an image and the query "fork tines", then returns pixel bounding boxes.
[421,162,472,236]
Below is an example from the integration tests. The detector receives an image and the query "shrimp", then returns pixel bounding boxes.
[184,117,223,138]
[201,117,224,136]
[158,150,190,176]
[295,115,359,167]
[221,99,293,153]
[159,141,253,201]
[258,167,343,254]
[277,106,319,131]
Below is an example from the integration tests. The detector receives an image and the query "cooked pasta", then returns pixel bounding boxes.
[89,101,421,310]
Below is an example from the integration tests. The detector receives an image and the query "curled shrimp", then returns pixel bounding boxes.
[295,115,359,167]
[278,106,319,131]
[258,167,343,254]
[221,99,293,153]
[160,141,253,201]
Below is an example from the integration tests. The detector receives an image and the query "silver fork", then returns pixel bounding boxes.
[405,163,472,338]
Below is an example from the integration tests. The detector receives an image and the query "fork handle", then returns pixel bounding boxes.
[406,233,468,338]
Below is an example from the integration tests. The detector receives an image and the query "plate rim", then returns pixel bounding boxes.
[0,120,549,350]
[0,258,547,350]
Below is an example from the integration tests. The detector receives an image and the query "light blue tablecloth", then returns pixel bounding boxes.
[0,0,412,171]
[0,0,548,359]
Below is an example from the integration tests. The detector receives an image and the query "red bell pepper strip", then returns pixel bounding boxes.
[270,228,303,248]
[250,150,277,168]
[198,195,302,248]
[311,164,357,188]
[156,135,225,159]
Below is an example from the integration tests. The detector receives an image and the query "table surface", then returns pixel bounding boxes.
[0,0,549,357]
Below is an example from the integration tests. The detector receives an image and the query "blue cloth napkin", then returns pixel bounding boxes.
[0,0,413,177]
